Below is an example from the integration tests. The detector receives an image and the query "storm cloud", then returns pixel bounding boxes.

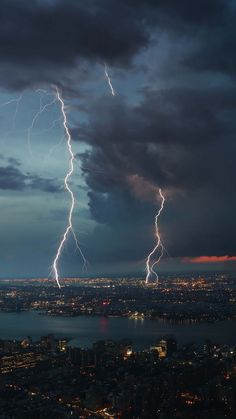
[75,83,236,260]
[0,164,61,193]
[0,0,236,275]
[0,0,150,89]
[0,0,234,89]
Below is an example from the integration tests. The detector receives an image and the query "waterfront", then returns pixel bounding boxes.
[0,311,235,349]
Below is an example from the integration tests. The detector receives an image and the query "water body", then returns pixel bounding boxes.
[0,311,235,349]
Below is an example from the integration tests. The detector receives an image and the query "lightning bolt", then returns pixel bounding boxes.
[51,86,87,289]
[104,63,115,96]
[145,188,165,284]
[1,88,87,288]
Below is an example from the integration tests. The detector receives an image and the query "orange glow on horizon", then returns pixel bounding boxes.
[183,255,236,264]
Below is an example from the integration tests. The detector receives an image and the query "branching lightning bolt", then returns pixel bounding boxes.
[51,86,87,289]
[104,63,115,96]
[145,188,165,284]
[2,65,117,288]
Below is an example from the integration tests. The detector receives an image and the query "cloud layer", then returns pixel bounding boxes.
[0,0,236,274]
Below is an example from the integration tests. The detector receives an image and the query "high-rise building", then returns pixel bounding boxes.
[150,336,177,358]
[58,339,67,352]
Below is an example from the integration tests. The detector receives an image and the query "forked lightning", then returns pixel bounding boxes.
[51,87,87,288]
[145,188,165,284]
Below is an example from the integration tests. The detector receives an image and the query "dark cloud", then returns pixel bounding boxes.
[124,0,226,25]
[0,166,26,190]
[127,0,236,80]
[0,164,61,193]
[0,0,236,273]
[7,157,21,167]
[0,0,150,90]
[75,84,236,260]
[184,18,236,76]
[77,86,236,192]
[29,176,61,193]
[0,0,233,92]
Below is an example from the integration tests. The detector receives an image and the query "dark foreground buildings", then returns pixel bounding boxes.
[0,335,236,418]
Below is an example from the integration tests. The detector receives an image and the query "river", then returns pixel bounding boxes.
[0,311,235,349]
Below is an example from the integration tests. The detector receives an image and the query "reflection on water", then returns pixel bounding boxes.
[0,311,235,349]
[99,317,109,334]
[157,317,200,325]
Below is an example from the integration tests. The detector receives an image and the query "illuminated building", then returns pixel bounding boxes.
[20,337,31,348]
[58,339,67,352]
[150,337,177,358]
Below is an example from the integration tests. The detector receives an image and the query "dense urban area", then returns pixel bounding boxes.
[0,273,235,322]
[0,334,235,418]
[0,273,235,418]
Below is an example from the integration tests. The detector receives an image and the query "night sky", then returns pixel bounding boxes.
[0,0,236,278]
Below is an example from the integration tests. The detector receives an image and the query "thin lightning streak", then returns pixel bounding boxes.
[12,95,22,130]
[40,134,64,172]
[52,86,87,288]
[71,230,87,272]
[0,95,23,146]
[35,89,47,109]
[38,116,63,135]
[0,96,22,109]
[27,93,57,155]
[38,117,64,170]
[145,188,165,284]
[104,63,115,96]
